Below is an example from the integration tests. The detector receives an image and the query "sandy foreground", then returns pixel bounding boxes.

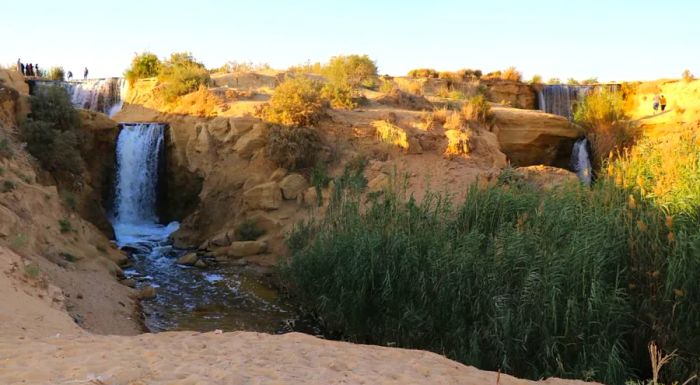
[0,247,596,385]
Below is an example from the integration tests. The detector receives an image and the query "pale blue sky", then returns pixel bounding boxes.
[2,0,697,81]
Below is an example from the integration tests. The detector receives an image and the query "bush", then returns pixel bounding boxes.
[548,77,561,84]
[461,94,491,124]
[681,69,694,82]
[48,66,65,81]
[21,86,83,174]
[262,77,325,127]
[157,52,210,102]
[378,79,396,93]
[321,82,357,110]
[530,74,543,84]
[58,218,73,233]
[484,67,522,82]
[124,52,161,85]
[1,180,15,192]
[288,61,323,75]
[236,220,266,241]
[265,125,323,170]
[574,88,630,163]
[407,68,438,79]
[323,54,377,88]
[582,77,599,85]
[0,137,12,158]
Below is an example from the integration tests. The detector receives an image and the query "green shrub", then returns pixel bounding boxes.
[24,263,41,279]
[321,83,357,110]
[58,218,73,233]
[461,94,491,124]
[157,52,210,102]
[407,68,438,78]
[284,131,700,384]
[262,77,325,127]
[0,137,12,158]
[61,252,78,262]
[574,88,629,163]
[20,87,83,174]
[567,77,580,85]
[48,66,65,81]
[530,74,543,84]
[323,54,378,88]
[1,180,16,192]
[236,220,266,241]
[378,79,396,93]
[61,191,77,210]
[265,125,323,170]
[124,52,161,85]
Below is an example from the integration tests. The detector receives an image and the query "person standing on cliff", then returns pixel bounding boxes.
[660,95,667,112]
[35,64,40,78]
[83,67,88,80]
[16,58,21,74]
[20,63,25,76]
[27,63,33,77]
[67,71,73,80]
[652,94,660,114]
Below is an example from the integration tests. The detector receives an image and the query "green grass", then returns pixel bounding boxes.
[283,132,700,384]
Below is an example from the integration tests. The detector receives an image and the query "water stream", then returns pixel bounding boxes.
[32,78,128,117]
[571,138,593,186]
[112,123,314,333]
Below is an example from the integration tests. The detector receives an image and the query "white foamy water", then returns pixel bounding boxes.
[572,138,593,186]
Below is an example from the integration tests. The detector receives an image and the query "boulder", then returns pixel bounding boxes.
[176,253,199,266]
[269,168,288,182]
[234,123,266,158]
[194,259,207,268]
[279,173,308,200]
[515,165,579,190]
[215,241,267,258]
[138,285,156,299]
[246,212,282,234]
[243,182,282,210]
[491,106,582,166]
[208,231,232,248]
[120,278,137,288]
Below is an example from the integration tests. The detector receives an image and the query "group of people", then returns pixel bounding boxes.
[652,94,667,113]
[16,58,89,80]
[16,59,41,77]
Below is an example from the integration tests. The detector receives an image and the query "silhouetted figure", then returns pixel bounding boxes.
[83,67,88,80]
[27,63,34,77]
[35,64,40,78]
[20,63,25,76]
[660,95,667,112]
[67,71,73,80]
[653,94,660,114]
[16,58,21,73]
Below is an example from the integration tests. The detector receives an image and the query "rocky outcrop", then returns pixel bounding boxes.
[516,165,579,190]
[491,106,582,166]
[279,173,308,200]
[243,182,282,210]
[483,79,537,109]
[234,123,266,158]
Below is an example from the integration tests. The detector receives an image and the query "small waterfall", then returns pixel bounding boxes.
[31,78,128,117]
[114,123,165,225]
[538,85,591,119]
[571,138,593,186]
[66,78,128,117]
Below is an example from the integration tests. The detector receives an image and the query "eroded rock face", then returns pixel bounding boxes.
[483,79,537,109]
[234,123,266,159]
[491,106,582,166]
[214,241,267,258]
[243,182,282,210]
[279,174,308,200]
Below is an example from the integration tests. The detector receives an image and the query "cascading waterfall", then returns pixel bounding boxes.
[571,138,593,186]
[31,78,128,117]
[537,84,591,119]
[110,122,309,333]
[114,123,165,226]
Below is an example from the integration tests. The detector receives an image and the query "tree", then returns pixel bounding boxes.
[323,54,378,88]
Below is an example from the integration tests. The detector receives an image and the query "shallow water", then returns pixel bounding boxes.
[116,222,317,334]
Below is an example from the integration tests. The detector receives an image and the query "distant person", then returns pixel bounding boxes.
[35,64,40,77]
[660,95,667,112]
[67,71,73,80]
[20,63,25,76]
[16,58,21,73]
[83,67,88,80]
[27,63,33,77]
[652,94,660,114]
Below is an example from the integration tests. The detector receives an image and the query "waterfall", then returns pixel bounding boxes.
[66,78,128,117]
[114,123,164,224]
[538,85,591,119]
[571,138,593,186]
[31,78,128,117]
[112,123,177,247]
